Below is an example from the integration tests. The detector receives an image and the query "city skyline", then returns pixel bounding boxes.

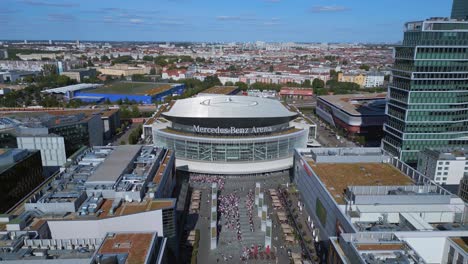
[1,0,453,43]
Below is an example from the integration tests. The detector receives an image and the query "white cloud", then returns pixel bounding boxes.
[216,16,241,21]
[311,6,350,13]
[129,18,143,24]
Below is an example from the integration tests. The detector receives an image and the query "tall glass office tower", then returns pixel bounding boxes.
[452,0,468,20]
[382,18,468,165]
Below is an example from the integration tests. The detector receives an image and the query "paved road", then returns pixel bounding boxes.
[112,123,140,145]
[306,113,356,148]
[289,102,357,148]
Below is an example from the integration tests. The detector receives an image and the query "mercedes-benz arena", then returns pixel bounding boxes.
[152,96,309,175]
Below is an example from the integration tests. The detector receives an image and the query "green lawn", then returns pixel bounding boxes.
[91,82,169,95]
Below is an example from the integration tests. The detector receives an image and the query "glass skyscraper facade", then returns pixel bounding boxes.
[382,19,468,165]
[452,0,468,20]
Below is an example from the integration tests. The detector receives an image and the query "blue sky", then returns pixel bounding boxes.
[1,0,453,43]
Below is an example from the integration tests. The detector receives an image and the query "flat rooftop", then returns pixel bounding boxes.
[86,145,142,184]
[356,243,405,251]
[308,162,414,204]
[90,82,175,95]
[201,86,238,95]
[318,93,387,116]
[98,233,154,264]
[153,150,172,185]
[98,199,175,219]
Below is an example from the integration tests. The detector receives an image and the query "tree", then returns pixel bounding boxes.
[143,55,154,61]
[203,75,222,88]
[302,79,311,88]
[42,64,58,76]
[131,105,140,117]
[128,125,143,144]
[113,55,133,64]
[268,65,274,72]
[225,81,234,86]
[150,67,156,75]
[359,64,370,71]
[329,69,339,80]
[100,55,110,62]
[40,95,60,107]
[56,75,73,86]
[312,78,325,89]
[235,82,248,91]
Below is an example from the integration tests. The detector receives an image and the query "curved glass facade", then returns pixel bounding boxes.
[154,129,308,163]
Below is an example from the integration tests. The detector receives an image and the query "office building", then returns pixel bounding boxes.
[246,89,277,98]
[452,0,468,20]
[363,71,385,88]
[0,70,39,83]
[316,93,387,138]
[17,135,67,168]
[458,175,468,202]
[382,18,468,165]
[1,107,120,142]
[417,148,468,185]
[0,231,168,264]
[0,149,43,213]
[0,111,103,172]
[0,49,8,59]
[0,145,178,262]
[329,232,468,264]
[98,64,151,76]
[293,147,468,262]
[337,73,366,87]
[60,68,96,82]
[279,88,314,101]
[153,96,310,175]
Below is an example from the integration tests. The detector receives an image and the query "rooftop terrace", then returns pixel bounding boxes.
[97,199,174,219]
[308,161,414,204]
[97,233,154,264]
[201,86,239,95]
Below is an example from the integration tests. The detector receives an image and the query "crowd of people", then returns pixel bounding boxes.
[189,174,225,190]
[218,192,242,241]
[245,189,255,233]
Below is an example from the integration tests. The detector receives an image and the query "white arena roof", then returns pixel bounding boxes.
[164,95,297,119]
[42,83,103,94]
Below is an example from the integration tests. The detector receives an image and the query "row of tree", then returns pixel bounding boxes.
[128,125,143,145]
